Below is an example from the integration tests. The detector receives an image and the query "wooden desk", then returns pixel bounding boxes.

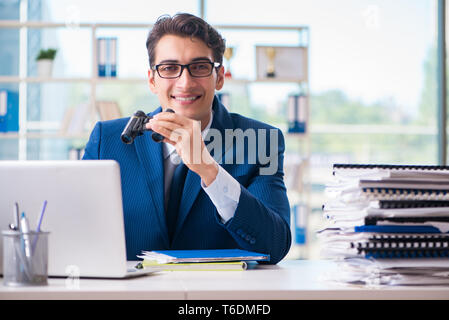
[1,260,448,300]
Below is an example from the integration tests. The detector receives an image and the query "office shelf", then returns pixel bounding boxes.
[0,132,89,139]
[0,19,309,147]
[0,76,150,83]
[0,76,91,83]
[0,76,309,84]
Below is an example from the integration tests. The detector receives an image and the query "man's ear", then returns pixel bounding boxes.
[148,69,158,94]
[215,65,225,91]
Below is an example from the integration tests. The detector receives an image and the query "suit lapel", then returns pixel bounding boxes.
[173,96,235,240]
[134,107,170,248]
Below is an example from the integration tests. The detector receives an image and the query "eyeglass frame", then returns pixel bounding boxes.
[151,60,222,79]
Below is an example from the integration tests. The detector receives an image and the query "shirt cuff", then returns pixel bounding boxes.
[201,165,241,223]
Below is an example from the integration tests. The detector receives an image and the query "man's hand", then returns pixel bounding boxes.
[146,112,218,186]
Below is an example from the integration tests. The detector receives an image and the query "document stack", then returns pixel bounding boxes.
[318,164,449,286]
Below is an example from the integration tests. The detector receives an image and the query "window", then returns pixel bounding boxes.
[206,0,438,258]
[0,0,441,259]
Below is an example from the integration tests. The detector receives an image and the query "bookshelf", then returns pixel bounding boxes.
[0,19,311,258]
[0,20,308,150]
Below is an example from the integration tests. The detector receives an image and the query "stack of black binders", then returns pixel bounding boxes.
[318,164,449,286]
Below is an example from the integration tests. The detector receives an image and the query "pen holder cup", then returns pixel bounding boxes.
[2,230,50,286]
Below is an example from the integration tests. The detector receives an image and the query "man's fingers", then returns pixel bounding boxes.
[148,119,179,132]
[153,111,187,126]
[163,138,176,146]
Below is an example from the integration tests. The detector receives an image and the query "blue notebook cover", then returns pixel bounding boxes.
[354,225,446,233]
[138,249,270,263]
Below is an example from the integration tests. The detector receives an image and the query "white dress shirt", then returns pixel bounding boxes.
[162,111,241,224]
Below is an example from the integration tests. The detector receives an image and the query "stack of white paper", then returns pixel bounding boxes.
[318,164,449,286]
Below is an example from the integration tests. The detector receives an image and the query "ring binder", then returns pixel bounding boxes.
[376,200,449,209]
[354,248,449,259]
[333,163,449,171]
[363,187,449,196]
[370,249,447,259]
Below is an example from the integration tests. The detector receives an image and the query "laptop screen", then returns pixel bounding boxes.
[0,160,128,277]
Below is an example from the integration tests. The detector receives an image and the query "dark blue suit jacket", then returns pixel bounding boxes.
[83,96,291,263]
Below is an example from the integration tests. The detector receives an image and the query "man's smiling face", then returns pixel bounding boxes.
[148,34,224,126]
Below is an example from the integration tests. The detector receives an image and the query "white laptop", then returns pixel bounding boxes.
[0,160,155,278]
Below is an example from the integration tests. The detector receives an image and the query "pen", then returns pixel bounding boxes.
[20,212,31,258]
[36,200,47,232]
[32,200,47,253]
[14,202,19,230]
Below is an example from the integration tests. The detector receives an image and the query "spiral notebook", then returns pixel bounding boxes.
[374,200,449,209]
[320,231,449,259]
[324,199,449,210]
[318,230,449,242]
[351,234,449,246]
[351,243,449,259]
[332,163,449,189]
[357,179,449,190]
[323,200,449,220]
[333,163,449,172]
[360,187,449,199]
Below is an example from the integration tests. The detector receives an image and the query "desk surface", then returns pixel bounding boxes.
[1,260,448,300]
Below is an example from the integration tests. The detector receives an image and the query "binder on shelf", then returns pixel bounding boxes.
[97,37,117,77]
[287,94,307,134]
[109,38,117,77]
[68,146,85,160]
[137,249,269,264]
[291,204,307,245]
[0,90,19,132]
[98,38,106,76]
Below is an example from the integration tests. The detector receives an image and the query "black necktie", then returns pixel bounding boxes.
[166,162,188,242]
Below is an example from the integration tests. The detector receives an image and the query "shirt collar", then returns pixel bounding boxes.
[162,110,214,160]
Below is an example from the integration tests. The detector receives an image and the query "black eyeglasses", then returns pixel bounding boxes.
[152,61,221,79]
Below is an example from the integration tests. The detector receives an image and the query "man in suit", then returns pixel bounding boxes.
[83,13,291,264]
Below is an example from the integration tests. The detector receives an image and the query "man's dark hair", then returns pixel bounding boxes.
[146,13,226,68]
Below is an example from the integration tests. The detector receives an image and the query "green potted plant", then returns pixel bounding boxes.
[36,48,57,77]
